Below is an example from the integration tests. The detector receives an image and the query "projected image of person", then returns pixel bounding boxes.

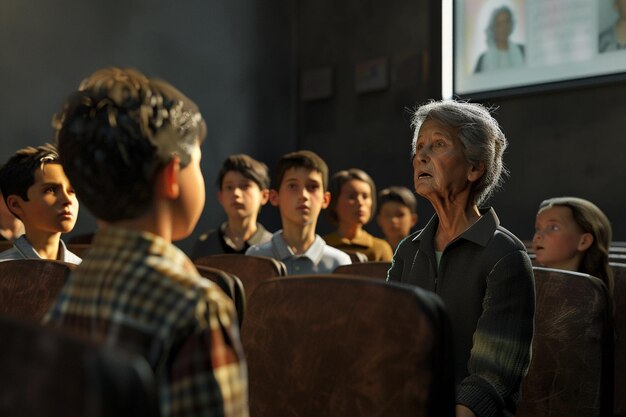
[599,0,626,52]
[474,5,525,73]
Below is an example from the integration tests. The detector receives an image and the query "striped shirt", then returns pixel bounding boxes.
[44,226,249,417]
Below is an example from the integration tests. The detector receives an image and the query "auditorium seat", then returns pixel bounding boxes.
[196,264,246,326]
[66,243,92,258]
[340,249,369,263]
[0,240,13,253]
[194,254,286,301]
[517,267,613,417]
[333,261,391,279]
[0,259,74,321]
[0,315,158,417]
[611,262,626,417]
[242,275,455,417]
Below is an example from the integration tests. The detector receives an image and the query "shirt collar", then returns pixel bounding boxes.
[272,230,325,263]
[13,235,72,261]
[413,207,499,248]
[247,223,270,246]
[220,222,269,249]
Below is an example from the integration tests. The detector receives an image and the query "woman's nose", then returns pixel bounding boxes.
[417,147,429,162]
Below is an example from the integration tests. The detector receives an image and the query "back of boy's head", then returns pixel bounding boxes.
[0,143,60,208]
[217,154,270,190]
[327,168,377,225]
[376,186,418,215]
[272,150,328,191]
[53,67,207,222]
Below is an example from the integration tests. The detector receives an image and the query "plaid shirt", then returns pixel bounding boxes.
[44,226,249,417]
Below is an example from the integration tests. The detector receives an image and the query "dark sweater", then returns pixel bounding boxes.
[387,208,535,417]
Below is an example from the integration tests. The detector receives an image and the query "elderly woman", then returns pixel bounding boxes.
[474,5,525,73]
[388,100,534,417]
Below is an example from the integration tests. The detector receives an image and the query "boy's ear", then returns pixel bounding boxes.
[321,191,331,209]
[260,188,270,206]
[6,195,24,219]
[269,189,280,207]
[410,213,418,227]
[155,157,181,200]
[577,232,594,252]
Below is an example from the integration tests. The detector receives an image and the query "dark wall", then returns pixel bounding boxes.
[0,0,295,252]
[482,81,626,241]
[296,0,440,235]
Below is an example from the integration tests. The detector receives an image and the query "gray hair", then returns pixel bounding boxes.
[410,100,508,205]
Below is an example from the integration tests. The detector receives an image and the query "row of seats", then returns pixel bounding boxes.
[0,257,623,416]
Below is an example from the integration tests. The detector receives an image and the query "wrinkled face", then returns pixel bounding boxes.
[10,164,78,235]
[218,171,268,221]
[493,10,512,44]
[335,179,373,227]
[271,167,329,228]
[532,206,588,269]
[172,141,205,240]
[376,201,417,243]
[413,119,476,203]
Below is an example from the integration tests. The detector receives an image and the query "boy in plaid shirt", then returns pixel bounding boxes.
[44,67,248,417]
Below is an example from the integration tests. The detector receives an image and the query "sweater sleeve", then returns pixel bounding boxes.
[456,250,535,417]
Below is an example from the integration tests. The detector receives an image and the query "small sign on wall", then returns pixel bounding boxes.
[355,57,388,93]
[300,66,333,101]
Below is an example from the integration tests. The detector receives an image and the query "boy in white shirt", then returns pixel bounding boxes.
[246,150,350,274]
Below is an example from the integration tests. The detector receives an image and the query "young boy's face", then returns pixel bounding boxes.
[172,141,205,240]
[270,167,330,228]
[376,201,417,243]
[9,163,78,235]
[218,171,269,221]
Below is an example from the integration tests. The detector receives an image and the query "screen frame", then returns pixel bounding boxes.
[452,0,626,100]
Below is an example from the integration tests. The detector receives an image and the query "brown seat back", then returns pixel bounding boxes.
[242,275,455,417]
[517,267,613,417]
[611,262,626,417]
[66,243,92,258]
[0,316,158,417]
[333,261,391,279]
[0,259,74,321]
[194,254,286,301]
[196,265,246,326]
[340,249,369,263]
[0,240,13,253]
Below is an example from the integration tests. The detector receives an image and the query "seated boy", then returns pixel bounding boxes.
[376,186,418,251]
[246,150,350,274]
[191,154,272,260]
[43,67,248,417]
[0,144,81,263]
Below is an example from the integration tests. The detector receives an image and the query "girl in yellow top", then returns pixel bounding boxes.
[323,169,393,261]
